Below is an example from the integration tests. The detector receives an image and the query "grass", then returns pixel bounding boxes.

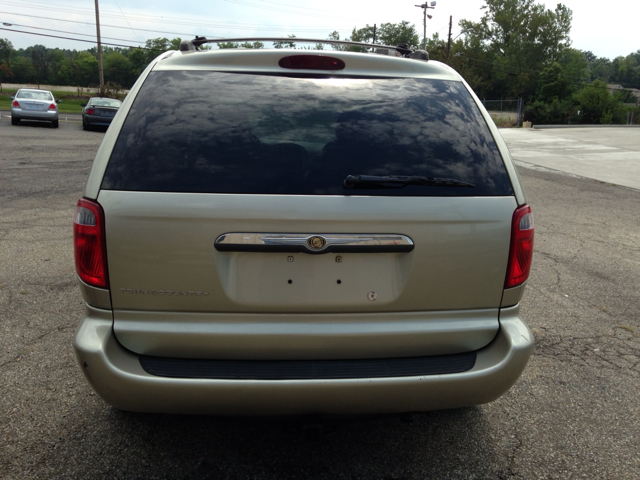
[0,88,102,114]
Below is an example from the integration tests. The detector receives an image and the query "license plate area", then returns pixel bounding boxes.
[213,251,412,308]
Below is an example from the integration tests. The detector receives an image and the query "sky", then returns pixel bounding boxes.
[0,0,636,60]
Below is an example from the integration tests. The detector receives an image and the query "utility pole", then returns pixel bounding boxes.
[372,24,377,44]
[94,0,104,88]
[446,15,452,61]
[415,2,436,50]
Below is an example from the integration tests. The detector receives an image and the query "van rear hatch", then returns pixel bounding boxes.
[98,67,516,359]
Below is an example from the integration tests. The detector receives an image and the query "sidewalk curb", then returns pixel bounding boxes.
[531,124,640,129]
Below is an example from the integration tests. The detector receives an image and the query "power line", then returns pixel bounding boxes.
[112,0,142,43]
[0,1,353,31]
[0,11,207,38]
[238,0,347,14]
[0,9,346,36]
[0,26,151,50]
[222,0,353,21]
[1,21,143,43]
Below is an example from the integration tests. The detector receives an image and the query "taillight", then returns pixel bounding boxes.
[48,103,56,110]
[279,55,345,70]
[74,198,109,288]
[505,205,534,288]
[12,100,20,108]
[86,108,95,115]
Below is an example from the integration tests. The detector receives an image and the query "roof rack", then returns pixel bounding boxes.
[179,37,429,61]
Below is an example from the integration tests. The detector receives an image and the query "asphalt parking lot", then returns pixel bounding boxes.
[1,120,639,479]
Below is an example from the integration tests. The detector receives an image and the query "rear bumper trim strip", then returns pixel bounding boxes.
[139,352,476,380]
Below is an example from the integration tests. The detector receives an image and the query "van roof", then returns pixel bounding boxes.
[155,48,462,81]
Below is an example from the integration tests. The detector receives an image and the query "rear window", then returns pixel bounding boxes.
[17,90,53,101]
[91,98,122,107]
[101,70,513,196]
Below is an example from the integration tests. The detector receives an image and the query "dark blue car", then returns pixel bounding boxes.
[82,97,122,130]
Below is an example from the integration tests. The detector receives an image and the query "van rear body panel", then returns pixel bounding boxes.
[73,43,534,414]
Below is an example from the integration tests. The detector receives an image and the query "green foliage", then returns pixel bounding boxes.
[348,22,419,51]
[616,89,638,104]
[458,0,573,98]
[327,31,348,51]
[0,38,13,64]
[104,51,133,86]
[57,51,99,87]
[143,37,174,63]
[574,80,626,124]
[99,81,125,99]
[128,48,147,75]
[218,41,265,50]
[377,21,420,49]
[273,35,296,49]
[525,98,575,124]
[536,62,573,102]
[240,42,265,49]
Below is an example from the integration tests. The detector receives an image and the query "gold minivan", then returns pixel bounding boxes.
[73,38,534,415]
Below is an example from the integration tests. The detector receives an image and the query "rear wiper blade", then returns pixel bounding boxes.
[343,175,475,189]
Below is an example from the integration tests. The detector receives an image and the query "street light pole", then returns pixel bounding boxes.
[415,2,436,50]
[94,0,104,88]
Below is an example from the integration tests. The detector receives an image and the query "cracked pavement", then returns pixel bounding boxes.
[1,120,639,479]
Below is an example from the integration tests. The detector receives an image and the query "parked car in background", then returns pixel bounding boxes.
[10,88,59,127]
[73,37,534,416]
[82,97,122,130]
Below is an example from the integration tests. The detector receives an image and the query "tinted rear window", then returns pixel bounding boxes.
[102,70,513,196]
[91,98,121,107]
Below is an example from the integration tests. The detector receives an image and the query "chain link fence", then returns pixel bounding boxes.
[481,98,523,127]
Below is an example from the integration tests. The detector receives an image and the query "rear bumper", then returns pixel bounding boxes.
[84,114,114,126]
[73,305,533,415]
[11,109,58,121]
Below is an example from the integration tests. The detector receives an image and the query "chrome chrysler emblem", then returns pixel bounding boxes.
[307,236,326,250]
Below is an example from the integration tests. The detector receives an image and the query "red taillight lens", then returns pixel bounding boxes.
[48,103,56,110]
[12,100,20,108]
[279,55,345,70]
[86,108,95,115]
[74,198,109,288]
[505,205,534,288]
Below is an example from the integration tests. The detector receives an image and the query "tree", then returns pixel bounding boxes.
[0,63,13,92]
[104,51,134,87]
[377,21,420,49]
[240,42,264,49]
[536,62,572,102]
[327,31,348,51]
[574,80,625,124]
[128,47,147,75]
[0,38,12,66]
[27,44,54,86]
[144,37,171,63]
[0,38,14,91]
[273,35,296,49]
[534,50,588,104]
[59,51,99,88]
[459,0,572,98]
[347,22,419,51]
[218,42,239,49]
